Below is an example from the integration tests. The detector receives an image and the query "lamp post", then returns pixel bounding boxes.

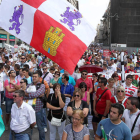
[109,13,119,50]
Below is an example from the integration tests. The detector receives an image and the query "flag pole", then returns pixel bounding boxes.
[121,52,125,87]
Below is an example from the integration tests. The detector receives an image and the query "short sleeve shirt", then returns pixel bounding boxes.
[95,87,111,115]
[47,93,66,122]
[96,118,132,140]
[75,78,92,91]
[68,100,89,124]
[64,124,89,140]
[4,79,20,99]
[122,109,140,137]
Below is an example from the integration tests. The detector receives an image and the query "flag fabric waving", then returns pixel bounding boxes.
[0,0,95,74]
[0,115,5,137]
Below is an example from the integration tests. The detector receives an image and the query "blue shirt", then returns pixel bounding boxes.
[96,118,132,140]
[61,82,74,96]
[25,76,32,84]
[58,76,76,86]
[134,67,140,73]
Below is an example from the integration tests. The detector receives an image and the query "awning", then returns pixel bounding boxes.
[0,34,7,40]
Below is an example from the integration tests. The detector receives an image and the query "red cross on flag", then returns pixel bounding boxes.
[0,0,96,74]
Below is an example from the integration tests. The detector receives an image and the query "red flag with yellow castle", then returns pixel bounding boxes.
[0,0,96,74]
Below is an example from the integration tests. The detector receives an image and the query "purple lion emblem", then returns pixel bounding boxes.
[60,7,82,31]
[9,5,24,34]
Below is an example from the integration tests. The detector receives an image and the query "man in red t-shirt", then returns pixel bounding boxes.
[92,77,111,136]
[75,70,93,94]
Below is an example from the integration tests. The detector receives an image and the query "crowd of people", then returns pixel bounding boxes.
[0,46,140,140]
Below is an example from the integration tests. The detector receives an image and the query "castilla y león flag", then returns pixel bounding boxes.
[0,0,95,74]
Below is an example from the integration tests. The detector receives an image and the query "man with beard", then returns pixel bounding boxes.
[95,103,132,140]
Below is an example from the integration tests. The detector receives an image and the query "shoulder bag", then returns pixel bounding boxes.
[96,88,108,104]
[131,112,140,133]
[50,94,64,126]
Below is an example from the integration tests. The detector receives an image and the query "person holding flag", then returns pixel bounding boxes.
[95,103,132,140]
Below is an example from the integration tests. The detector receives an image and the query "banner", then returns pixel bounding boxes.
[0,0,96,74]
[103,49,111,57]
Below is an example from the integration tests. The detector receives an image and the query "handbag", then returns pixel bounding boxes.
[50,94,64,126]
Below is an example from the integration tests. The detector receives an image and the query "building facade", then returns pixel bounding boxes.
[102,0,140,48]
[67,0,79,10]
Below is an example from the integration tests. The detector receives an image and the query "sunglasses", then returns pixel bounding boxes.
[56,74,60,76]
[118,90,124,93]
[43,68,47,70]
[82,73,87,75]
[74,95,80,97]
[11,72,15,73]
[21,58,25,59]
[20,82,24,84]
[13,95,19,98]
[138,91,140,93]
[81,86,86,88]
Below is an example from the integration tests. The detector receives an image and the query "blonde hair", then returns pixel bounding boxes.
[73,89,83,99]
[72,109,84,124]
[116,86,125,96]
[108,78,115,83]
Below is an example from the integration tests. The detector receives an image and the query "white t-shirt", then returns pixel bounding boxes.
[122,109,140,137]
[0,72,5,91]
[10,101,36,133]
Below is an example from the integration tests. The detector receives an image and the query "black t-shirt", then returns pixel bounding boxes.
[16,71,19,76]
[47,93,66,122]
[68,100,89,124]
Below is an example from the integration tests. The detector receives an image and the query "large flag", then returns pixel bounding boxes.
[0,115,5,137]
[0,0,96,74]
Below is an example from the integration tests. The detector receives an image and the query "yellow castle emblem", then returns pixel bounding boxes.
[43,26,65,56]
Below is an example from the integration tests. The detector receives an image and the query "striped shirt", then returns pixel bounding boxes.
[25,82,45,112]
[122,83,137,98]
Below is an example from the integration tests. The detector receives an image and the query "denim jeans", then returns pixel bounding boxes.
[48,120,66,140]
[9,131,30,140]
[42,108,47,128]
[0,91,4,106]
[36,108,45,140]
[6,98,13,114]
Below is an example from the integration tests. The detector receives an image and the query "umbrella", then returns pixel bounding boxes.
[79,65,103,73]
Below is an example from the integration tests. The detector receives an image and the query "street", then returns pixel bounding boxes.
[1,104,94,140]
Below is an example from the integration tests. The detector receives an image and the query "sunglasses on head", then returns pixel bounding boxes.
[74,95,80,97]
[118,90,124,93]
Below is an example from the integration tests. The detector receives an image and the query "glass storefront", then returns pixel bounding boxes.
[9,35,15,46]
[0,34,7,47]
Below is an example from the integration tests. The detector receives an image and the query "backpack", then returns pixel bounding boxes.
[7,78,18,84]
[36,83,47,108]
